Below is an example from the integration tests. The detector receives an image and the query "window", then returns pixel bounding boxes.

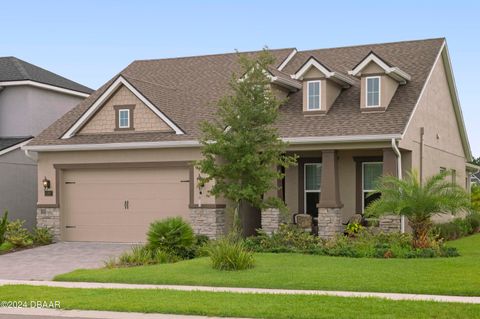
[118,109,130,128]
[362,162,383,211]
[304,163,321,217]
[366,76,381,107]
[451,169,457,184]
[307,81,321,110]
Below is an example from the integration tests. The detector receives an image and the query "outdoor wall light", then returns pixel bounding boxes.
[43,177,53,196]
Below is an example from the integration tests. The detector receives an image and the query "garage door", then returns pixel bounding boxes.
[61,167,190,242]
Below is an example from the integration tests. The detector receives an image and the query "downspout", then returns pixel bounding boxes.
[24,149,38,162]
[391,138,405,233]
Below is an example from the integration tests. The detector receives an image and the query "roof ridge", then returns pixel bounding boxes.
[11,57,30,78]
[132,48,295,63]
[297,37,445,54]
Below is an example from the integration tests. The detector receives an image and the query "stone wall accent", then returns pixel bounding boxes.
[79,85,173,134]
[379,215,401,233]
[189,207,226,239]
[317,207,343,239]
[261,208,281,234]
[36,207,61,242]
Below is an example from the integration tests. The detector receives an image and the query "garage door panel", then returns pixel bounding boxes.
[62,167,190,242]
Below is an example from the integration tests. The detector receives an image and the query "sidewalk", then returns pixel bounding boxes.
[0,307,245,319]
[1,279,480,304]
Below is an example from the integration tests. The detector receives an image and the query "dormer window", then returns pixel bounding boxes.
[307,80,321,110]
[114,105,135,131]
[366,76,380,107]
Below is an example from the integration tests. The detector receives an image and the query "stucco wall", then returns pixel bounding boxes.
[0,86,84,136]
[0,149,37,229]
[400,54,467,190]
[79,85,172,134]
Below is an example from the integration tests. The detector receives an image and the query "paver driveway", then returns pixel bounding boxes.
[0,242,131,280]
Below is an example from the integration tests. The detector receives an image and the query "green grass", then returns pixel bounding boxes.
[1,285,479,319]
[56,234,480,296]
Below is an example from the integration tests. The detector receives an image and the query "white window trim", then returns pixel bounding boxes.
[118,109,130,128]
[304,163,322,214]
[307,80,321,111]
[362,161,383,213]
[365,76,381,108]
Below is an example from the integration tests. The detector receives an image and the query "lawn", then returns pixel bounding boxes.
[1,285,479,319]
[56,234,480,296]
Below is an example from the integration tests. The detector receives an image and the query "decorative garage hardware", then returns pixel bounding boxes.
[65,181,76,184]
[65,225,76,228]
[124,200,130,210]
[42,176,53,196]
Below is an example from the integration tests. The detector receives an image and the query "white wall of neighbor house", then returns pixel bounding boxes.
[36,147,218,208]
[0,86,85,136]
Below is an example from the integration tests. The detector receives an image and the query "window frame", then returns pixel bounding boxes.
[306,80,321,111]
[114,105,135,131]
[304,162,322,214]
[118,109,130,129]
[365,76,381,108]
[361,161,383,212]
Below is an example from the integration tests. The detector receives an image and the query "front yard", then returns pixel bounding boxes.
[56,233,480,296]
[1,285,479,319]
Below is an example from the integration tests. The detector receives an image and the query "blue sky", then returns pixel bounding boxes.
[1,0,479,157]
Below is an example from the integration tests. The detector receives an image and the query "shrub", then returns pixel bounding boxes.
[209,237,255,271]
[32,227,53,245]
[434,212,480,240]
[5,220,32,247]
[0,241,14,253]
[0,211,7,245]
[147,217,195,258]
[106,245,178,268]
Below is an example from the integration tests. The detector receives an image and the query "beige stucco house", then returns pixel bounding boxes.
[24,38,476,242]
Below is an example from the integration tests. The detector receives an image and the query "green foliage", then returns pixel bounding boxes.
[345,222,364,236]
[365,170,471,248]
[196,49,297,220]
[470,156,480,166]
[246,226,456,258]
[209,236,255,271]
[5,219,32,247]
[147,217,195,258]
[106,245,178,268]
[0,241,14,253]
[434,212,480,240]
[32,227,53,245]
[0,210,8,245]
[471,184,480,212]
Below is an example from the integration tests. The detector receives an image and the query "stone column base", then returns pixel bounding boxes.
[317,207,343,239]
[379,215,401,233]
[36,207,61,242]
[189,207,226,239]
[261,208,281,235]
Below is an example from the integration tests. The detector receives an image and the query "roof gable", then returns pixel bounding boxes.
[293,57,354,88]
[348,51,411,84]
[62,76,184,138]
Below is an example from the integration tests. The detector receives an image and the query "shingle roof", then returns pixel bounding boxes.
[28,39,445,147]
[0,137,32,152]
[0,57,93,94]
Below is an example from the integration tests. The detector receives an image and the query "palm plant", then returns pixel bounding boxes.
[365,170,470,248]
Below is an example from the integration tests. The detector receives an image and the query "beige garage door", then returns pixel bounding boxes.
[61,167,190,242]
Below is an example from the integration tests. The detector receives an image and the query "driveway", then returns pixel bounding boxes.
[0,242,131,280]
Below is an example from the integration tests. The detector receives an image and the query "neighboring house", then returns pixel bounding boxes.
[472,172,480,186]
[0,57,92,228]
[25,38,475,242]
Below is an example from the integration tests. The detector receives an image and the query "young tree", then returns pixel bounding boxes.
[196,50,296,232]
[470,156,480,166]
[365,170,470,248]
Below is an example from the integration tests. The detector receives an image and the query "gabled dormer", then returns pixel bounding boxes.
[293,57,354,115]
[348,51,411,112]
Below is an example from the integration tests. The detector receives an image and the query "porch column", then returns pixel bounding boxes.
[382,148,398,177]
[317,150,343,239]
[380,148,401,233]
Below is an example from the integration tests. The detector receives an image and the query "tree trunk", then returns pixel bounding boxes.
[409,219,432,248]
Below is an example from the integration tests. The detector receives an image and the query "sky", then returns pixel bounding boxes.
[1,0,479,157]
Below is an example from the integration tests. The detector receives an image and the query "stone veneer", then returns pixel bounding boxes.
[317,207,343,239]
[189,207,226,239]
[261,208,281,234]
[36,207,61,242]
[379,215,401,233]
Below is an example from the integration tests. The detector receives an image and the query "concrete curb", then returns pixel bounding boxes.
[1,279,480,304]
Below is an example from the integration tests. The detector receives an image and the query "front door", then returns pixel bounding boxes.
[304,163,321,219]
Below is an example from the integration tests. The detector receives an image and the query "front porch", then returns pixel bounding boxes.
[262,147,407,238]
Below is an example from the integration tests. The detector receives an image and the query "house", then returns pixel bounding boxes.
[0,57,92,228]
[472,172,480,186]
[24,38,475,242]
